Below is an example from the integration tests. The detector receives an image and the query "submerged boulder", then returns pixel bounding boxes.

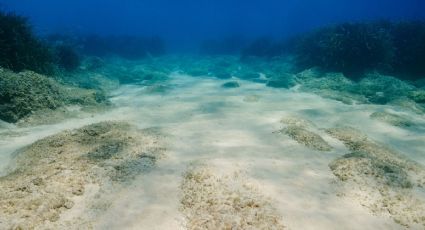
[266,73,296,89]
[180,164,286,230]
[279,116,332,151]
[0,68,108,123]
[370,111,414,127]
[221,81,240,88]
[0,121,166,229]
[326,127,425,227]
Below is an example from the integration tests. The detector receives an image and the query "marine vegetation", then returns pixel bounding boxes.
[295,22,394,79]
[0,122,166,229]
[53,44,81,71]
[0,68,107,123]
[295,21,425,80]
[0,11,53,74]
[390,21,425,79]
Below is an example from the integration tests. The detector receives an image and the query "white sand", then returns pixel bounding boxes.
[1,73,424,229]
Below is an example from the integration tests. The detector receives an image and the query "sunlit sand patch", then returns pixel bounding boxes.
[0,121,166,229]
[326,126,425,228]
[180,163,286,230]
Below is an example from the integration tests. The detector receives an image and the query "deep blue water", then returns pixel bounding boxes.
[1,0,425,51]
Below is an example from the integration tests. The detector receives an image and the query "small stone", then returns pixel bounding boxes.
[221,81,240,88]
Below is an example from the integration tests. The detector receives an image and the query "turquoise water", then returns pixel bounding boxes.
[1,1,425,229]
[1,57,425,229]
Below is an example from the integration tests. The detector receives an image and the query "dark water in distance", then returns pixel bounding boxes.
[1,0,424,51]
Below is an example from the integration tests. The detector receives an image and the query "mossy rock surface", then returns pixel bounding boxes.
[0,121,166,229]
[0,68,107,123]
[266,73,296,88]
[326,126,425,227]
[221,81,240,88]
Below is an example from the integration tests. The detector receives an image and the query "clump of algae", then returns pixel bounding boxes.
[327,126,425,227]
[0,121,166,229]
[180,164,286,230]
[279,116,332,151]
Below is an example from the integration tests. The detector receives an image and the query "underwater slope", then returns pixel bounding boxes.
[0,57,424,229]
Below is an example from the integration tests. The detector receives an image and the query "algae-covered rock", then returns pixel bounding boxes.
[0,69,67,123]
[326,127,425,227]
[0,68,108,123]
[355,73,415,104]
[221,81,240,88]
[279,116,332,151]
[180,165,286,230]
[283,125,332,151]
[266,73,296,89]
[370,111,414,127]
[409,90,425,103]
[0,121,166,229]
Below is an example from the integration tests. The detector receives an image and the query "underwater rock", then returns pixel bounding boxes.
[0,121,166,229]
[296,70,368,104]
[0,68,107,123]
[370,111,414,127]
[283,125,332,151]
[326,127,425,227]
[388,98,425,115]
[297,70,354,91]
[266,73,296,89]
[180,164,286,230]
[279,117,332,151]
[356,73,415,104]
[221,81,240,88]
[409,90,425,104]
[297,70,422,106]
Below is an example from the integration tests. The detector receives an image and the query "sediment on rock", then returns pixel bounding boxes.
[279,116,332,151]
[370,111,414,127]
[0,68,109,124]
[326,126,425,227]
[180,164,286,230]
[0,121,166,229]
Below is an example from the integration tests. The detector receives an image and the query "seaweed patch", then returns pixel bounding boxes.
[180,164,286,230]
[327,127,425,227]
[0,121,166,229]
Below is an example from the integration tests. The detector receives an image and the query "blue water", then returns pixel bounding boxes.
[2,0,424,51]
[1,1,425,229]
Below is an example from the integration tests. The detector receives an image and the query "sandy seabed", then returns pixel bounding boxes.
[1,73,425,230]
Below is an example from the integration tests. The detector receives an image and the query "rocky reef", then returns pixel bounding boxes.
[0,121,166,229]
[0,68,108,124]
[326,127,425,227]
[180,164,285,230]
[279,117,332,151]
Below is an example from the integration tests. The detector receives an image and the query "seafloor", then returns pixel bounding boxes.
[1,55,425,229]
